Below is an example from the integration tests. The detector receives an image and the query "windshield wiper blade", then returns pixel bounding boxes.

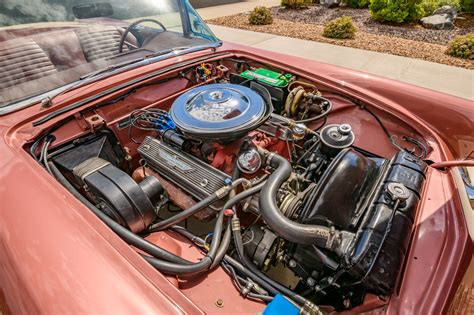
[79,45,201,81]
[31,51,228,126]
[77,46,193,80]
[79,57,145,81]
[39,43,220,109]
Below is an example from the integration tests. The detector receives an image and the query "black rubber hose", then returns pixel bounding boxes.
[232,216,307,306]
[51,161,227,274]
[188,180,307,305]
[42,139,53,174]
[147,193,220,232]
[144,202,230,274]
[207,204,226,259]
[51,161,243,275]
[49,162,191,265]
[173,225,311,309]
[147,178,248,232]
[258,151,336,248]
[142,253,211,274]
[166,182,292,299]
[221,260,274,302]
[171,226,280,298]
[148,184,263,273]
[38,137,49,164]
[208,163,241,269]
[294,96,332,124]
[209,181,266,269]
[210,222,231,269]
[223,254,280,297]
[225,181,266,209]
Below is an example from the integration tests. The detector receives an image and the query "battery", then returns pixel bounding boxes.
[240,68,294,87]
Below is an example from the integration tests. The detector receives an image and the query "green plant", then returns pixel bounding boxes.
[460,0,474,12]
[248,6,273,25]
[344,0,371,8]
[370,0,425,23]
[323,16,357,39]
[446,34,474,59]
[422,0,460,16]
[281,0,311,9]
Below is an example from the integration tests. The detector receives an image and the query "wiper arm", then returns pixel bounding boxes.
[40,44,216,108]
[40,59,142,109]
[79,57,145,81]
[31,49,228,126]
[78,46,194,80]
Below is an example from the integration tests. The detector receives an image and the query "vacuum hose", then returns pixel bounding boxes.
[49,161,226,275]
[258,149,340,249]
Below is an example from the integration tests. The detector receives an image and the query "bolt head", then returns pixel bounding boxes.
[215,299,224,308]
[338,124,352,135]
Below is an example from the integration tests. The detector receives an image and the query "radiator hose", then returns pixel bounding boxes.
[258,149,340,249]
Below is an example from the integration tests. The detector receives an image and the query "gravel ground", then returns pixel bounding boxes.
[270,6,474,45]
[208,13,474,69]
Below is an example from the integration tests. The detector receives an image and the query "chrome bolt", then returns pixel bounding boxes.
[338,124,352,135]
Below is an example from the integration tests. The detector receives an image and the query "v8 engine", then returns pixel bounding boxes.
[135,82,427,309]
[40,61,429,313]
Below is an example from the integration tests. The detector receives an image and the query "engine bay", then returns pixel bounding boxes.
[30,56,430,313]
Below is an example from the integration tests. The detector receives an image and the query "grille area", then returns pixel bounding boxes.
[138,137,230,201]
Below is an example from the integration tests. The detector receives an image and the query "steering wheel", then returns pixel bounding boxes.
[119,18,167,53]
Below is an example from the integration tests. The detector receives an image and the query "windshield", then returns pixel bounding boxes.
[0,0,219,109]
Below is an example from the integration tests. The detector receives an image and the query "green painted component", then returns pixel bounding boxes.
[240,68,294,87]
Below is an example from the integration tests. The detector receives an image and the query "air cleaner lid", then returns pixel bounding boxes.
[170,84,269,140]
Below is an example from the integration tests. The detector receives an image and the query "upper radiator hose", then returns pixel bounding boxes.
[258,149,343,249]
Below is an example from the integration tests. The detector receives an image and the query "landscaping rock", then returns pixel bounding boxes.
[209,12,474,69]
[432,5,457,18]
[421,5,457,30]
[421,14,454,30]
[320,0,340,8]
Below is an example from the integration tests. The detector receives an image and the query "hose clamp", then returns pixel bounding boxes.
[215,185,231,199]
[231,218,241,231]
[300,301,323,315]
[266,152,275,167]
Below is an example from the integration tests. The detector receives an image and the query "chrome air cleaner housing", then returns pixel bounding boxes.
[170,83,271,141]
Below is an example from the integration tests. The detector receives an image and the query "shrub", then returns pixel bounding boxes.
[422,0,460,16]
[248,6,273,25]
[369,0,425,23]
[446,34,474,59]
[460,0,474,12]
[323,16,357,39]
[281,0,311,9]
[344,0,371,8]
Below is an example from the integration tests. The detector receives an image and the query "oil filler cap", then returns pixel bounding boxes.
[320,123,355,156]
